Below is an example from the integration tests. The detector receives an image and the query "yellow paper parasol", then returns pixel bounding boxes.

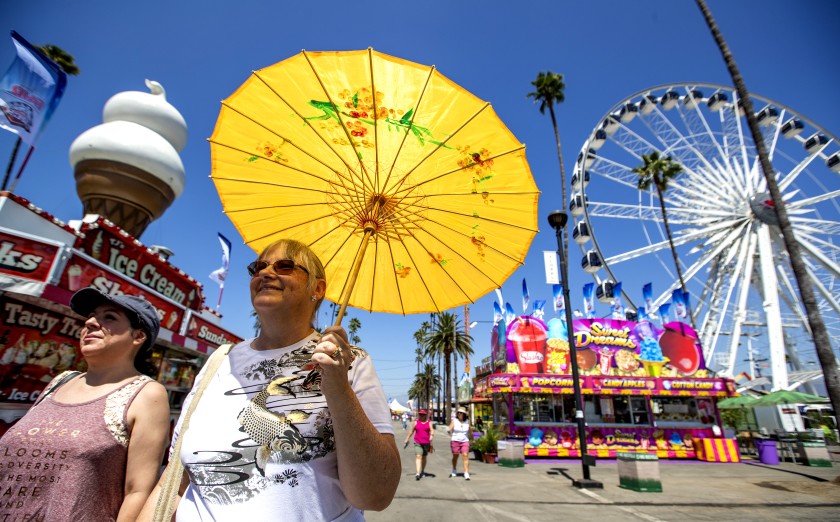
[210,49,539,322]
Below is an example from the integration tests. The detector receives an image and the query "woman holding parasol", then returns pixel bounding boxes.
[140,239,400,521]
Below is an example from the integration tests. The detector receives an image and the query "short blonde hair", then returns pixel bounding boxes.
[257,239,326,323]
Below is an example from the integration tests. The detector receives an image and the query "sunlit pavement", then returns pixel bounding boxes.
[366,421,840,522]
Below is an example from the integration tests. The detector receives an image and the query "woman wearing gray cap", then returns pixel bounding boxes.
[0,288,171,521]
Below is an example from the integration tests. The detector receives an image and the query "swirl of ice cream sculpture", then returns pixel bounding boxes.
[70,80,187,238]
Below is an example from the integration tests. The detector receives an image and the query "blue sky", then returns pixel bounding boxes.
[4,0,839,402]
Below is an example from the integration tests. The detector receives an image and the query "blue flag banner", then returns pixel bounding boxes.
[209,233,232,286]
[493,301,503,324]
[642,282,653,314]
[583,283,595,318]
[672,289,688,321]
[504,302,516,325]
[532,299,546,320]
[611,282,624,319]
[521,278,530,313]
[0,31,67,145]
[658,303,671,325]
[552,284,565,313]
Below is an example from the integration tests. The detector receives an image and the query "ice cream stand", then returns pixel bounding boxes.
[0,80,243,432]
[474,313,739,460]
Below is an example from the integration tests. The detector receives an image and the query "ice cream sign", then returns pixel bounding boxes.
[74,219,203,310]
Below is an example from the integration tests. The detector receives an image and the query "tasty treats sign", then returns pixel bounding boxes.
[503,316,707,378]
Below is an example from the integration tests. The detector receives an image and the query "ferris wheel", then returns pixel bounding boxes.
[571,83,839,391]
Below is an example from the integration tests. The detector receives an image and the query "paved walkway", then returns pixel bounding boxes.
[367,421,840,521]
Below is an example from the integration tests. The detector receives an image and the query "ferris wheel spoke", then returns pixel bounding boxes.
[778,151,829,192]
[642,107,717,173]
[791,216,840,236]
[805,264,840,317]
[588,157,646,189]
[796,234,840,279]
[788,188,840,210]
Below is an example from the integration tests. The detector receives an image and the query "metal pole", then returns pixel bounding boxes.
[549,211,602,489]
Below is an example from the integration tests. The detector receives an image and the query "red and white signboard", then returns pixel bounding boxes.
[0,231,61,283]
[75,218,204,310]
[0,294,84,405]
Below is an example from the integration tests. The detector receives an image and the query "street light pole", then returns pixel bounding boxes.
[548,210,603,489]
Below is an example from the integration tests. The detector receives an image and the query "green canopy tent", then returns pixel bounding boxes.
[750,390,828,407]
[718,395,759,409]
[718,395,760,433]
[751,390,828,435]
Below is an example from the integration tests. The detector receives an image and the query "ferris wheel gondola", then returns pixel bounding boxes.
[572,83,840,391]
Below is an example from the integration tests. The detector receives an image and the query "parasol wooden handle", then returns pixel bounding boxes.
[334,227,374,326]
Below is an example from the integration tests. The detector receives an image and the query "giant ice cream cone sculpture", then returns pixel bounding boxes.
[70,80,186,238]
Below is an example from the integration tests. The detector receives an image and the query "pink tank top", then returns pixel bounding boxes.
[413,419,432,444]
[0,374,151,521]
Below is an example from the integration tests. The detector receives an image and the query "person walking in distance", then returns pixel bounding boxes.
[448,407,471,480]
[405,409,434,480]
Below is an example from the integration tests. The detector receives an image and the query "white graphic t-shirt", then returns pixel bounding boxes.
[172,333,393,521]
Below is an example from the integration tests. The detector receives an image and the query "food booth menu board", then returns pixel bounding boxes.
[0,294,85,404]
[481,374,735,458]
[479,315,737,458]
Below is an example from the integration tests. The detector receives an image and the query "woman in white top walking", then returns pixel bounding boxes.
[448,407,471,480]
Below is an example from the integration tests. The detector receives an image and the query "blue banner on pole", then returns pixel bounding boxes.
[0,31,67,145]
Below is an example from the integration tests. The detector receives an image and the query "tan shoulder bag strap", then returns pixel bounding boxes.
[153,343,233,522]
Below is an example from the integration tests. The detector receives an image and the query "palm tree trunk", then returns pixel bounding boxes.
[444,349,452,422]
[452,351,458,411]
[696,0,839,416]
[437,352,442,421]
[657,184,698,331]
[548,104,568,263]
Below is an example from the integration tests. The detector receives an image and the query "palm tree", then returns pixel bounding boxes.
[4,43,80,191]
[633,151,697,330]
[413,321,430,374]
[409,363,439,413]
[347,317,362,345]
[35,44,80,75]
[528,71,568,260]
[695,0,839,418]
[424,312,473,421]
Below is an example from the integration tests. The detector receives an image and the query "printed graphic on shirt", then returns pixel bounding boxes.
[184,338,369,504]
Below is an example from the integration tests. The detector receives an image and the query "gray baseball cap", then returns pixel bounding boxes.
[70,288,160,351]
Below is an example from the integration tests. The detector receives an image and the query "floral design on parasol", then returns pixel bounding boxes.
[210,49,539,320]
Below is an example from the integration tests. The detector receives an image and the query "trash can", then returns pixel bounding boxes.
[755,439,779,465]
[497,439,525,468]
[617,452,662,492]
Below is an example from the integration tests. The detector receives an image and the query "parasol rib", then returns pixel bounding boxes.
[301,50,375,203]
[249,70,371,215]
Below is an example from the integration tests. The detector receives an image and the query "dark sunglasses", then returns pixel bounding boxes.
[247,259,309,277]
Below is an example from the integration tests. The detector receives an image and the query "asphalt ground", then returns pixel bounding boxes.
[366,421,840,522]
